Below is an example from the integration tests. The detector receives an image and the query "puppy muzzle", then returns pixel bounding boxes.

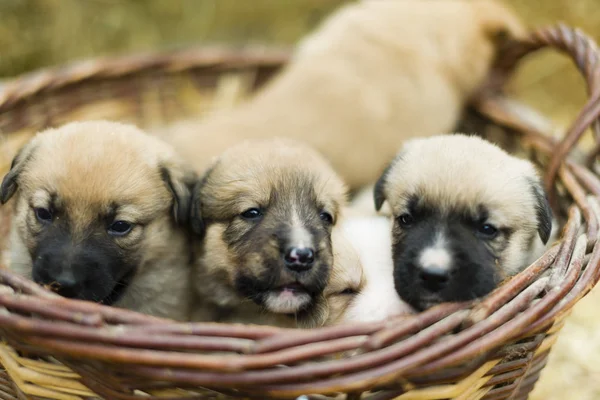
[32,241,136,305]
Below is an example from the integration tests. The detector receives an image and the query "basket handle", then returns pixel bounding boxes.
[475,24,600,206]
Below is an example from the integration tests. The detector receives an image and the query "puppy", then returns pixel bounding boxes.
[0,121,196,321]
[374,134,553,311]
[164,0,525,191]
[189,138,353,328]
[333,212,414,324]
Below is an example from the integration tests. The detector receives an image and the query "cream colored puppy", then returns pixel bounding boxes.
[164,0,525,191]
[374,134,553,311]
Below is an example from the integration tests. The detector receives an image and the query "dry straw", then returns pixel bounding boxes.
[0,23,599,399]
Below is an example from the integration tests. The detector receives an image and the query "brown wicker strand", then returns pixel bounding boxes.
[463,244,559,327]
[526,235,596,334]
[126,310,471,388]
[487,24,600,204]
[0,47,290,111]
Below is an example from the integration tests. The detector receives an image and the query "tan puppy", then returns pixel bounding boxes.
[0,121,196,321]
[164,0,525,191]
[189,138,358,328]
[374,134,553,311]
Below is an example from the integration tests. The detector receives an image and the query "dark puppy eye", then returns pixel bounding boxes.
[340,288,358,295]
[241,208,262,220]
[35,207,53,223]
[319,211,333,224]
[478,223,498,239]
[108,220,133,236]
[398,213,414,228]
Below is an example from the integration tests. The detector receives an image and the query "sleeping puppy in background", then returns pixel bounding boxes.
[189,138,356,328]
[0,121,196,321]
[374,134,554,311]
[164,0,525,191]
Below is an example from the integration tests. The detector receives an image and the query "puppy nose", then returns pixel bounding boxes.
[284,247,315,272]
[419,266,449,292]
[54,275,82,298]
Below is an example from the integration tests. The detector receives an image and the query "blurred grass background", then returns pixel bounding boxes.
[1,1,600,399]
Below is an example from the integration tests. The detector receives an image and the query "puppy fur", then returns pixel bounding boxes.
[334,212,414,324]
[189,138,352,328]
[299,220,365,327]
[374,134,553,311]
[163,0,525,191]
[0,121,196,321]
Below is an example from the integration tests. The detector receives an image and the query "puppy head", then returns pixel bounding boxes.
[192,138,347,317]
[374,134,552,311]
[1,120,196,303]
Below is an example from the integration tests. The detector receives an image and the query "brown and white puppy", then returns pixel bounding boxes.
[374,134,553,311]
[0,121,196,321]
[164,0,525,191]
[189,138,352,328]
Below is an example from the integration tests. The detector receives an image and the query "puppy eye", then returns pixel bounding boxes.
[35,208,53,223]
[240,208,262,220]
[477,223,498,239]
[319,211,334,224]
[398,213,414,227]
[108,220,133,236]
[339,288,358,295]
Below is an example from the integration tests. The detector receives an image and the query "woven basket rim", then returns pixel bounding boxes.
[0,44,292,112]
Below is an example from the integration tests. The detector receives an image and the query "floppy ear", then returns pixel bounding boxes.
[1,143,36,204]
[160,164,197,226]
[188,162,218,239]
[189,181,205,238]
[529,178,553,245]
[373,172,388,212]
[374,154,402,212]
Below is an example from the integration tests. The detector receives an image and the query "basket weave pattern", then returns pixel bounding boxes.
[0,25,599,399]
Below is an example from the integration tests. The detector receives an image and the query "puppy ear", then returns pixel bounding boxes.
[188,162,218,239]
[160,164,197,226]
[374,155,402,212]
[529,178,553,244]
[189,180,205,238]
[373,173,387,212]
[1,143,36,204]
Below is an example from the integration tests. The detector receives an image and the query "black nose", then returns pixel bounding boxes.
[419,266,449,292]
[34,268,82,299]
[53,274,82,298]
[284,247,315,272]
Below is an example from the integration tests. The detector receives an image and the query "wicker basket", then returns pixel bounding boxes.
[0,24,599,400]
